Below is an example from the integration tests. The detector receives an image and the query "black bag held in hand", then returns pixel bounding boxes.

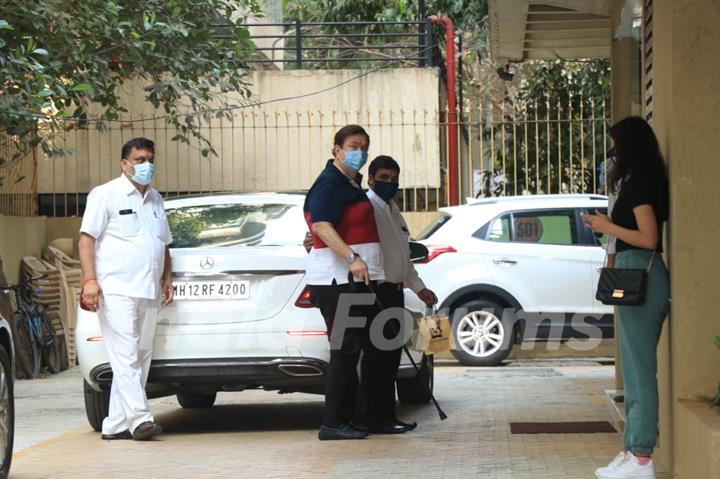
[595,245,656,306]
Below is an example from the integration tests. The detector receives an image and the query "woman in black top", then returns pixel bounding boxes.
[583,117,670,479]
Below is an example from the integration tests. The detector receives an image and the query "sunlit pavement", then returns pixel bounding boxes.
[11,360,668,479]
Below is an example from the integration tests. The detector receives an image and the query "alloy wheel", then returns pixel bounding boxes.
[456,310,505,358]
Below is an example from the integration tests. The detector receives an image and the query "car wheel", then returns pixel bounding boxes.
[176,392,217,409]
[450,299,515,366]
[0,345,14,479]
[83,380,110,432]
[396,354,434,404]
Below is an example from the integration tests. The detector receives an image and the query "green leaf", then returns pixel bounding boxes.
[38,89,54,97]
[715,336,720,349]
[32,48,49,56]
[0,20,13,30]
[70,83,92,92]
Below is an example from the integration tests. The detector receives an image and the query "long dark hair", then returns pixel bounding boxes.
[608,116,669,219]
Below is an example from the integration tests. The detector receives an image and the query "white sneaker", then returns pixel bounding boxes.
[595,451,629,477]
[596,454,655,479]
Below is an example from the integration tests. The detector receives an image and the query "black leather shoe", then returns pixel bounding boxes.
[368,420,410,434]
[101,430,132,440]
[318,424,369,440]
[131,421,163,441]
[392,419,417,432]
[350,422,371,433]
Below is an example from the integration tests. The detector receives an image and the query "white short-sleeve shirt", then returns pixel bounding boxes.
[80,174,172,300]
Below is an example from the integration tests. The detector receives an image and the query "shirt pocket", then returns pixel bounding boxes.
[117,213,140,236]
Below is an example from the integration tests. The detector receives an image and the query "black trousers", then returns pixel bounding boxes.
[309,281,380,427]
[361,282,405,423]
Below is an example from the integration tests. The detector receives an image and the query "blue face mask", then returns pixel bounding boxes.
[127,161,155,185]
[343,149,368,172]
[372,180,400,201]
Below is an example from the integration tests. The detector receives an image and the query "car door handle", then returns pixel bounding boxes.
[493,258,518,265]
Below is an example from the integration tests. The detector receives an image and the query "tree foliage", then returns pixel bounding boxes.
[282,0,611,196]
[282,0,488,69]
[0,0,261,176]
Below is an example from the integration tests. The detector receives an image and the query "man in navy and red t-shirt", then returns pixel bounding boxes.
[304,124,388,440]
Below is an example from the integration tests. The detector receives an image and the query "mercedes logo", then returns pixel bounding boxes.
[200,257,215,270]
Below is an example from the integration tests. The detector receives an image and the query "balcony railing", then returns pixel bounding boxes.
[216,20,434,69]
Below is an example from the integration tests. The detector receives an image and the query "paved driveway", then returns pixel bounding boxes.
[11,361,666,478]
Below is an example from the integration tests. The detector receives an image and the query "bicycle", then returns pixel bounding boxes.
[0,275,61,378]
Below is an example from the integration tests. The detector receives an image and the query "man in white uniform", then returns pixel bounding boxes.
[79,137,173,441]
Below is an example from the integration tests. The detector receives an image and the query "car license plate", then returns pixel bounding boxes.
[173,281,250,300]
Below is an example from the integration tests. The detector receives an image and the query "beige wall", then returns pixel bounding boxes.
[36,68,441,197]
[46,217,83,245]
[647,0,675,471]
[635,0,720,476]
[610,1,720,475]
[0,216,46,285]
[663,0,720,402]
[675,400,720,479]
[663,3,720,476]
[403,211,439,239]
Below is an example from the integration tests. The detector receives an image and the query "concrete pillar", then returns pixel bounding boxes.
[644,0,720,475]
[665,0,720,476]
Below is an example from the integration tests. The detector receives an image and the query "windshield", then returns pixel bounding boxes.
[166,202,306,248]
[416,213,451,240]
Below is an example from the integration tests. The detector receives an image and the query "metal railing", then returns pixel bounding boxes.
[0,96,611,217]
[234,20,434,69]
[452,96,612,202]
[0,135,36,217]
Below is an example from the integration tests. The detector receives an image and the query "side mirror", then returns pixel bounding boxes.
[409,241,429,263]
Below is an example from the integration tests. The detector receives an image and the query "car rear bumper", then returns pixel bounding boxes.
[91,357,329,392]
[90,355,419,397]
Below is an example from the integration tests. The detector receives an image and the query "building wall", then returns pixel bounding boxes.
[35,68,441,197]
[610,1,720,475]
[0,216,46,285]
[646,0,675,471]
[647,0,720,476]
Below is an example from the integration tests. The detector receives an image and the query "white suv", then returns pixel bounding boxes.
[77,193,432,431]
[405,194,613,366]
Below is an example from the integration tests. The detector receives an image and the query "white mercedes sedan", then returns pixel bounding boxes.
[77,193,433,431]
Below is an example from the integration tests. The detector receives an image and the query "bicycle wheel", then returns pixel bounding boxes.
[39,314,61,374]
[11,313,40,379]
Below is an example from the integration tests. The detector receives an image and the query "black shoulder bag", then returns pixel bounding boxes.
[595,242,656,306]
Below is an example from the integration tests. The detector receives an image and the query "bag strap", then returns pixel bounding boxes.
[602,234,613,268]
[604,234,658,272]
[646,248,657,273]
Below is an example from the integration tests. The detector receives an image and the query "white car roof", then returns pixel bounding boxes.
[164,192,306,209]
[423,194,609,241]
[443,194,608,217]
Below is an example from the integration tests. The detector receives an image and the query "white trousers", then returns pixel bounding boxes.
[98,294,158,435]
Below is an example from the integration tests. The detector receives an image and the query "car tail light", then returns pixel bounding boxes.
[418,245,457,263]
[294,286,313,308]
